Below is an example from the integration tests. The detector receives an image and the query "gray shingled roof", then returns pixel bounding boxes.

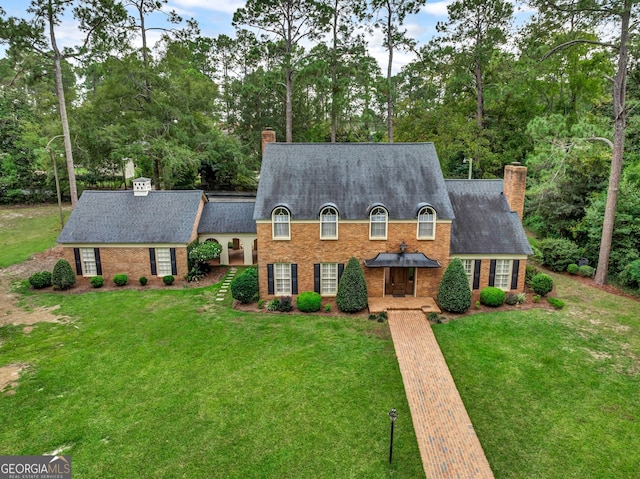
[198,200,256,234]
[57,190,204,244]
[446,180,533,255]
[254,143,455,220]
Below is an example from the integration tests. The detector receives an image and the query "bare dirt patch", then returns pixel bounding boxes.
[0,363,28,396]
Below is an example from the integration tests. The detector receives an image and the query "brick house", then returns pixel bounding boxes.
[253,142,532,301]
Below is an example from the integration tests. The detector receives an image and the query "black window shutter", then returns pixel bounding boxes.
[267,264,274,295]
[170,248,177,275]
[149,248,157,275]
[314,264,320,293]
[73,248,82,275]
[338,263,345,281]
[489,260,497,287]
[473,260,481,290]
[94,248,102,276]
[511,260,520,290]
[291,264,298,294]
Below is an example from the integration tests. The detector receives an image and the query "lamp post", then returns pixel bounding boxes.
[46,135,65,230]
[388,408,398,464]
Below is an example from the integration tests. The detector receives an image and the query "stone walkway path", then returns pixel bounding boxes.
[215,267,237,301]
[388,310,494,479]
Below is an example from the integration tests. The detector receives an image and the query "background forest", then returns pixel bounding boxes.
[0,0,638,284]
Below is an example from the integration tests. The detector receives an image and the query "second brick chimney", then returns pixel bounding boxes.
[261,128,276,157]
[503,163,527,221]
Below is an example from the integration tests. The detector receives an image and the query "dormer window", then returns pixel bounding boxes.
[370,206,388,239]
[417,206,436,239]
[320,206,338,239]
[272,207,291,239]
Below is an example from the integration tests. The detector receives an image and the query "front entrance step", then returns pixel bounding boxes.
[368,296,441,314]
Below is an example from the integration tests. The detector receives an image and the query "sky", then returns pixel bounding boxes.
[2,0,534,74]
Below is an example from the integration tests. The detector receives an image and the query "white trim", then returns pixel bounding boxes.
[274,263,292,295]
[416,206,436,240]
[272,207,291,240]
[320,207,339,240]
[80,248,97,276]
[369,207,388,240]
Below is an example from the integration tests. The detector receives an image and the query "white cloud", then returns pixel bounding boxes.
[421,0,454,17]
[170,0,245,15]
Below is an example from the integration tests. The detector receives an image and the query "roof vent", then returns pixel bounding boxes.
[133,177,152,196]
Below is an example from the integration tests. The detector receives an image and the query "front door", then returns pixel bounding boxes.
[390,267,408,296]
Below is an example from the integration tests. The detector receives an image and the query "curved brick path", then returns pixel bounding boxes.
[388,310,494,479]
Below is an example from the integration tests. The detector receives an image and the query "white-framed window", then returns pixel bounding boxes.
[320,207,338,239]
[274,263,292,295]
[417,206,436,239]
[321,263,338,295]
[462,259,474,288]
[81,248,97,276]
[369,206,388,239]
[156,248,173,276]
[495,259,512,290]
[272,207,290,239]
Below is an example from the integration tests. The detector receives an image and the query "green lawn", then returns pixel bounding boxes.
[434,273,640,478]
[0,205,67,268]
[0,285,424,478]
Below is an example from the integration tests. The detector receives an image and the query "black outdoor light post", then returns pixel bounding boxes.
[388,408,398,464]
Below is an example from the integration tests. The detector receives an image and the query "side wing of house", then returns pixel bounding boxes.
[57,185,205,281]
[446,175,533,298]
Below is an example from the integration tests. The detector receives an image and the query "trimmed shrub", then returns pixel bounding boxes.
[90,276,104,288]
[533,294,541,303]
[525,265,539,287]
[480,287,506,307]
[578,265,595,277]
[277,296,293,312]
[324,304,331,313]
[231,267,258,304]
[266,298,280,311]
[505,293,519,305]
[296,291,322,312]
[547,297,565,309]
[436,258,472,313]
[336,257,368,313]
[163,275,175,285]
[52,259,76,291]
[29,271,52,289]
[539,238,581,272]
[567,263,579,275]
[113,274,128,286]
[139,276,148,286]
[531,273,553,296]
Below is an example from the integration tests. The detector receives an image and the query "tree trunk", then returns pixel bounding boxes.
[285,65,293,143]
[49,10,78,206]
[386,8,394,143]
[475,57,484,130]
[594,0,630,285]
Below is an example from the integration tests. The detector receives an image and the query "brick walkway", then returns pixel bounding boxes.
[388,311,494,479]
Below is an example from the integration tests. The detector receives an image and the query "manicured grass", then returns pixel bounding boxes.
[0,287,424,478]
[0,205,67,268]
[433,273,640,478]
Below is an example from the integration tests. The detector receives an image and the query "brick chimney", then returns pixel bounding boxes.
[503,163,527,220]
[261,128,276,157]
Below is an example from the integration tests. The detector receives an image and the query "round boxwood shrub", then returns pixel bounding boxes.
[578,265,595,277]
[539,238,581,272]
[336,257,368,313]
[90,275,104,288]
[163,275,175,285]
[567,263,579,275]
[231,267,258,304]
[531,273,553,296]
[113,274,128,286]
[437,258,472,313]
[139,276,148,286]
[52,259,76,291]
[28,271,52,289]
[480,287,506,307]
[296,291,322,312]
